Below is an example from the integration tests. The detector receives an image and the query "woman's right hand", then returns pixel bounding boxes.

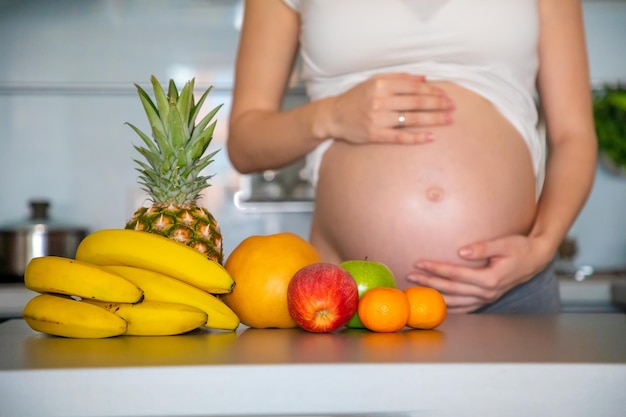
[326,73,455,145]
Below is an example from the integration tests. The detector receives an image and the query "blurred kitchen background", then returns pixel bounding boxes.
[1,0,625,272]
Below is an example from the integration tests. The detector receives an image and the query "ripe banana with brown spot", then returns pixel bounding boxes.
[23,294,127,339]
[83,300,208,336]
[75,229,235,294]
[104,265,240,331]
[24,256,143,303]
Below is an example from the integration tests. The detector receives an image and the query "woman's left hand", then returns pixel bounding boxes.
[406,234,550,313]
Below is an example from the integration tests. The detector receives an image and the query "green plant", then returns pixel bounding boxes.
[593,83,626,171]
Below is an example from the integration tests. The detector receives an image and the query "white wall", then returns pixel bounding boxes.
[573,1,626,270]
[1,0,625,269]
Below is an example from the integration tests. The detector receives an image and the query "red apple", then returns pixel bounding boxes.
[287,262,359,333]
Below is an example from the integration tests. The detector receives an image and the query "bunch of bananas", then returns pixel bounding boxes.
[22,229,240,338]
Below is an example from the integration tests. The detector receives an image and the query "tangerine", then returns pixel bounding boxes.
[222,232,321,328]
[404,286,447,330]
[357,287,410,333]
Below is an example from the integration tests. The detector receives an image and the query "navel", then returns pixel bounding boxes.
[426,186,445,202]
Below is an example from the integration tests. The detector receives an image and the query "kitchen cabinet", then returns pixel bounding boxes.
[1,314,625,417]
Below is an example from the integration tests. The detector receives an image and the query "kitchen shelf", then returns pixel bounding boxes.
[0,82,306,97]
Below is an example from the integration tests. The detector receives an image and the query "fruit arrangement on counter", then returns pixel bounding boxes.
[21,76,446,338]
[22,230,446,338]
[224,232,446,333]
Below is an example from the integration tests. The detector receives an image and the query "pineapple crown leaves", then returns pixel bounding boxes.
[125,75,223,204]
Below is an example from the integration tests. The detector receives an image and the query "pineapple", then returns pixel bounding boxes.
[124,75,224,264]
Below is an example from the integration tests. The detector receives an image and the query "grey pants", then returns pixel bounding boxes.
[473,257,561,314]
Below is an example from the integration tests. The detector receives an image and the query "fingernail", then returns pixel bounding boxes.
[447,98,456,109]
[445,113,454,123]
[407,275,421,284]
[424,132,435,141]
[459,247,472,257]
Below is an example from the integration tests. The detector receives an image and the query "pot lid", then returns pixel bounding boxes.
[0,200,87,232]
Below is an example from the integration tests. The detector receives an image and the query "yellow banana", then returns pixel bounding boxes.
[75,229,234,294]
[84,300,208,336]
[23,294,127,339]
[103,265,240,331]
[24,256,143,303]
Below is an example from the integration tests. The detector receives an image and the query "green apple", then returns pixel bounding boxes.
[340,259,396,328]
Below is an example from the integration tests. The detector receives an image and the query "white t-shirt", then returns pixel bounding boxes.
[282,0,544,189]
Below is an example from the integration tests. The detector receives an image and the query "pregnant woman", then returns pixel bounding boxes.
[227,0,597,313]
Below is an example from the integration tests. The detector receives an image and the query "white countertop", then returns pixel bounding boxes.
[1,314,625,417]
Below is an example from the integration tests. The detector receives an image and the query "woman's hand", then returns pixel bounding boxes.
[326,73,455,145]
[406,234,552,313]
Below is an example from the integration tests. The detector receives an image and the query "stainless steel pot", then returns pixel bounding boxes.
[0,200,88,280]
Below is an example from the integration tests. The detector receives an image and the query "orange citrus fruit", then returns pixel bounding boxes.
[357,287,410,333]
[222,232,321,328]
[404,286,447,330]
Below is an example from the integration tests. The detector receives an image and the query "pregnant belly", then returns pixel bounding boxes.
[309,82,538,289]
